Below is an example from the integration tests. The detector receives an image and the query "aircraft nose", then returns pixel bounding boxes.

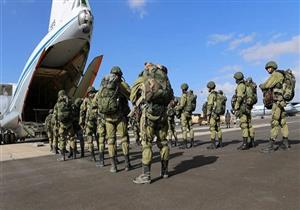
[78,9,93,34]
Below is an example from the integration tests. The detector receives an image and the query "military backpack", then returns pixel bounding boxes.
[214,92,227,115]
[276,69,296,102]
[143,66,173,106]
[245,82,257,107]
[185,90,197,113]
[97,74,120,114]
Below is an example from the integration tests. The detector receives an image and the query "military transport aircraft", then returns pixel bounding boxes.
[0,0,102,140]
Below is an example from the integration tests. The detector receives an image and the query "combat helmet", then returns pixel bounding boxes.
[87,86,96,94]
[110,66,123,76]
[218,90,223,95]
[207,81,216,89]
[265,61,278,70]
[234,72,244,80]
[181,83,189,90]
[246,77,253,83]
[58,90,66,97]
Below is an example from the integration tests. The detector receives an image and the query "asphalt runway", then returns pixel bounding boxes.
[1,117,300,210]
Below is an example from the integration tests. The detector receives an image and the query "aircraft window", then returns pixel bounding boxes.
[81,0,87,6]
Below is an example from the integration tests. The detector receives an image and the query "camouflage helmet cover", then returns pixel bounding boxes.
[58,90,66,97]
[234,72,244,80]
[181,83,189,90]
[110,66,123,76]
[265,61,278,70]
[207,81,216,89]
[87,86,96,94]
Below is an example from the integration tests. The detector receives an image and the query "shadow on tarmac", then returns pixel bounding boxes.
[169,155,218,177]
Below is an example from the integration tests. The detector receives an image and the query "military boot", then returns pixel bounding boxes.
[279,137,290,150]
[133,164,151,184]
[50,144,53,152]
[207,139,216,149]
[237,137,249,150]
[174,136,178,147]
[110,157,117,173]
[261,139,275,153]
[73,148,77,159]
[57,149,65,161]
[160,160,169,178]
[68,148,73,159]
[124,154,132,171]
[189,138,194,148]
[53,146,59,154]
[90,149,96,162]
[216,138,223,148]
[96,152,104,167]
[248,137,255,148]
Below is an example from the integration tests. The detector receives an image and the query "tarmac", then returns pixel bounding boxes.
[1,116,300,210]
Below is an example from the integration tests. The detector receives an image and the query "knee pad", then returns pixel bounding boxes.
[271,120,279,128]
[240,122,248,129]
[107,138,115,145]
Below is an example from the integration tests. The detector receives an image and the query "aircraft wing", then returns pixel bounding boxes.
[72,55,103,99]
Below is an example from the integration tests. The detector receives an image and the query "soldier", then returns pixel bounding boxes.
[128,106,141,146]
[51,104,59,154]
[232,72,255,150]
[176,83,195,149]
[167,98,178,147]
[131,63,173,184]
[72,98,84,158]
[45,109,54,152]
[225,110,231,128]
[206,81,223,149]
[80,86,98,161]
[96,67,131,173]
[260,61,290,152]
[55,90,76,161]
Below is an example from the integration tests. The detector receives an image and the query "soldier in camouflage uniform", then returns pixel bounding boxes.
[55,90,75,161]
[167,98,178,147]
[80,86,98,161]
[232,72,255,150]
[206,81,222,149]
[72,98,84,158]
[131,63,173,184]
[51,104,59,154]
[260,61,290,152]
[45,109,54,152]
[129,106,141,146]
[97,67,131,173]
[177,83,194,149]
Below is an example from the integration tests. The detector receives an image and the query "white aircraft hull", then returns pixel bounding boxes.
[0,1,101,138]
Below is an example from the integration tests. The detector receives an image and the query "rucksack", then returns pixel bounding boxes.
[185,91,197,113]
[214,92,227,115]
[57,96,72,123]
[277,69,296,102]
[202,101,208,116]
[97,74,120,114]
[143,66,173,106]
[245,81,257,107]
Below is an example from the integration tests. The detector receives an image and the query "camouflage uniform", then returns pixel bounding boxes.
[132,63,173,184]
[177,83,194,148]
[233,72,254,150]
[167,99,178,147]
[129,106,141,145]
[45,110,54,152]
[51,104,59,154]
[260,61,290,152]
[98,67,131,172]
[55,90,75,161]
[206,81,222,149]
[80,87,97,161]
[72,98,84,158]
[225,110,231,128]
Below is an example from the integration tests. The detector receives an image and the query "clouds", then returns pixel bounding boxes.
[127,0,147,18]
[240,35,300,62]
[207,33,256,50]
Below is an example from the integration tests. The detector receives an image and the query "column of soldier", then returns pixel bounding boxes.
[45,61,295,184]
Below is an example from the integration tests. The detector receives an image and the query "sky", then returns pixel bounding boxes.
[0,0,299,112]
